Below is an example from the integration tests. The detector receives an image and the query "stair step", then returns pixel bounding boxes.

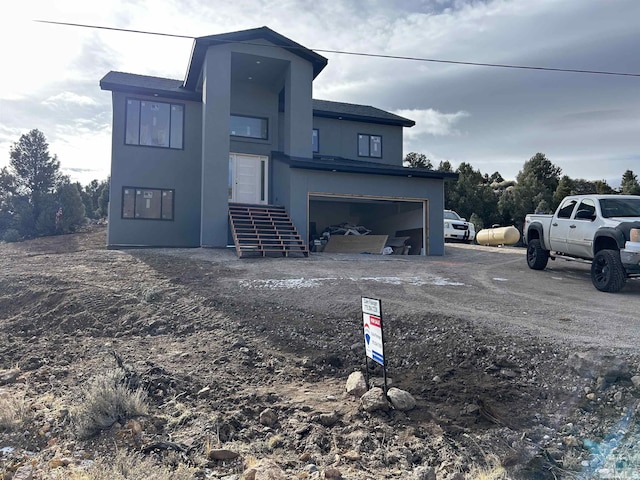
[229,203,309,258]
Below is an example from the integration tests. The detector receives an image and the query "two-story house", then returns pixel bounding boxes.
[100,26,456,256]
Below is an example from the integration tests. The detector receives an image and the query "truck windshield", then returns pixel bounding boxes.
[599,198,640,218]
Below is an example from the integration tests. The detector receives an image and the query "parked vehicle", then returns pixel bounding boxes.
[523,195,640,292]
[444,210,475,243]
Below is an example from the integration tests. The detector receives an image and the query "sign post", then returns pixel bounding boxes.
[361,296,388,395]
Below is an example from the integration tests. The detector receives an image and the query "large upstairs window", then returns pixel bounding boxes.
[230,114,268,140]
[125,99,184,149]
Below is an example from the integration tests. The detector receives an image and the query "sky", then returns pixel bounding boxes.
[0,0,638,187]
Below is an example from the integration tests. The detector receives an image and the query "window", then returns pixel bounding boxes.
[122,187,174,220]
[230,115,268,140]
[125,99,184,149]
[575,199,596,220]
[557,199,577,218]
[358,134,382,158]
[312,128,319,153]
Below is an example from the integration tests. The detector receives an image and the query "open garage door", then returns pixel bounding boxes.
[308,193,428,255]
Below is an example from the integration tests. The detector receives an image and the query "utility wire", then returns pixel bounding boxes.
[35,20,640,78]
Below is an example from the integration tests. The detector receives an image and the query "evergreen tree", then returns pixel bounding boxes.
[7,130,63,237]
[56,181,86,232]
[96,177,110,219]
[620,170,640,195]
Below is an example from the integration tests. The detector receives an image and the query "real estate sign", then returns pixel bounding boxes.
[362,297,384,366]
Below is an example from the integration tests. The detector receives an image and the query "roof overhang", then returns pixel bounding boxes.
[273,152,458,180]
[183,26,328,91]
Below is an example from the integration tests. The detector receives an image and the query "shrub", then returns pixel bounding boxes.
[52,449,195,480]
[74,368,148,439]
[2,228,20,243]
[0,391,29,431]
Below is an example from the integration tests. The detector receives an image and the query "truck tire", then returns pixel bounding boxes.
[526,239,549,270]
[591,249,627,293]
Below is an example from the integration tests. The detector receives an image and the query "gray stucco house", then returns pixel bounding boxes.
[100,26,455,255]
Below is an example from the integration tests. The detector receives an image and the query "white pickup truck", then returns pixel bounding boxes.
[523,194,640,292]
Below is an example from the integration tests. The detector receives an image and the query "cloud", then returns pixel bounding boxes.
[396,108,470,138]
[43,92,98,108]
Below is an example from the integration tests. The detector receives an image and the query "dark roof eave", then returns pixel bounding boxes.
[313,109,415,127]
[276,154,457,180]
[100,80,202,102]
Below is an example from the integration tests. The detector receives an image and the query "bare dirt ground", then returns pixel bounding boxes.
[1,225,639,479]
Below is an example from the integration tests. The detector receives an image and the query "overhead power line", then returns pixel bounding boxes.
[35,20,640,78]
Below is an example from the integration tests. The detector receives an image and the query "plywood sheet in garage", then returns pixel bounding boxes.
[323,235,389,254]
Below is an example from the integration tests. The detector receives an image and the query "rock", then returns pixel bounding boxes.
[345,371,367,397]
[323,466,342,479]
[13,465,34,480]
[241,459,285,479]
[413,465,436,480]
[315,411,339,427]
[0,368,20,385]
[569,351,630,381]
[614,391,623,402]
[208,449,240,460]
[343,450,361,461]
[259,408,278,427]
[361,387,389,412]
[387,387,416,411]
[631,375,640,388]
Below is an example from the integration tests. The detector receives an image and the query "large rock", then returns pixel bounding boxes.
[569,351,630,382]
[387,387,416,411]
[242,459,286,479]
[345,371,367,397]
[361,387,389,412]
[259,408,278,427]
[413,465,436,480]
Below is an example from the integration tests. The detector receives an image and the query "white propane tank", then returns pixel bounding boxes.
[476,226,520,246]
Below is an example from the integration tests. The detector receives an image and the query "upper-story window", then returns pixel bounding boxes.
[230,115,268,140]
[125,99,184,149]
[358,134,382,158]
[312,129,319,153]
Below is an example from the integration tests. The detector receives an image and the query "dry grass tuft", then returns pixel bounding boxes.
[73,368,148,439]
[51,449,195,480]
[0,390,30,431]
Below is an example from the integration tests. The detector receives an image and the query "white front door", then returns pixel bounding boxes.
[229,153,268,204]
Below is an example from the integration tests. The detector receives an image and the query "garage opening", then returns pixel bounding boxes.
[308,193,428,255]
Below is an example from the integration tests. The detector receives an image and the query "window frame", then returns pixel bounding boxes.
[230,114,269,140]
[121,186,175,221]
[357,133,383,158]
[557,199,578,219]
[574,199,596,220]
[124,98,185,150]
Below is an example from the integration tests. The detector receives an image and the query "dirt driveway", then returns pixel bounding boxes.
[160,241,640,351]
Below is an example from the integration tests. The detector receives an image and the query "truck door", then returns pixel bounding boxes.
[566,198,596,258]
[549,198,578,252]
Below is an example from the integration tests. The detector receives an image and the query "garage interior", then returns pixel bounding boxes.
[308,194,428,255]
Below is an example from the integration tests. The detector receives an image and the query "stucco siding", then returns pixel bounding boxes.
[107,91,202,247]
[312,116,404,166]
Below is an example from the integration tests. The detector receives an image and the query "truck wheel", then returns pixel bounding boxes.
[591,249,627,293]
[526,239,549,270]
